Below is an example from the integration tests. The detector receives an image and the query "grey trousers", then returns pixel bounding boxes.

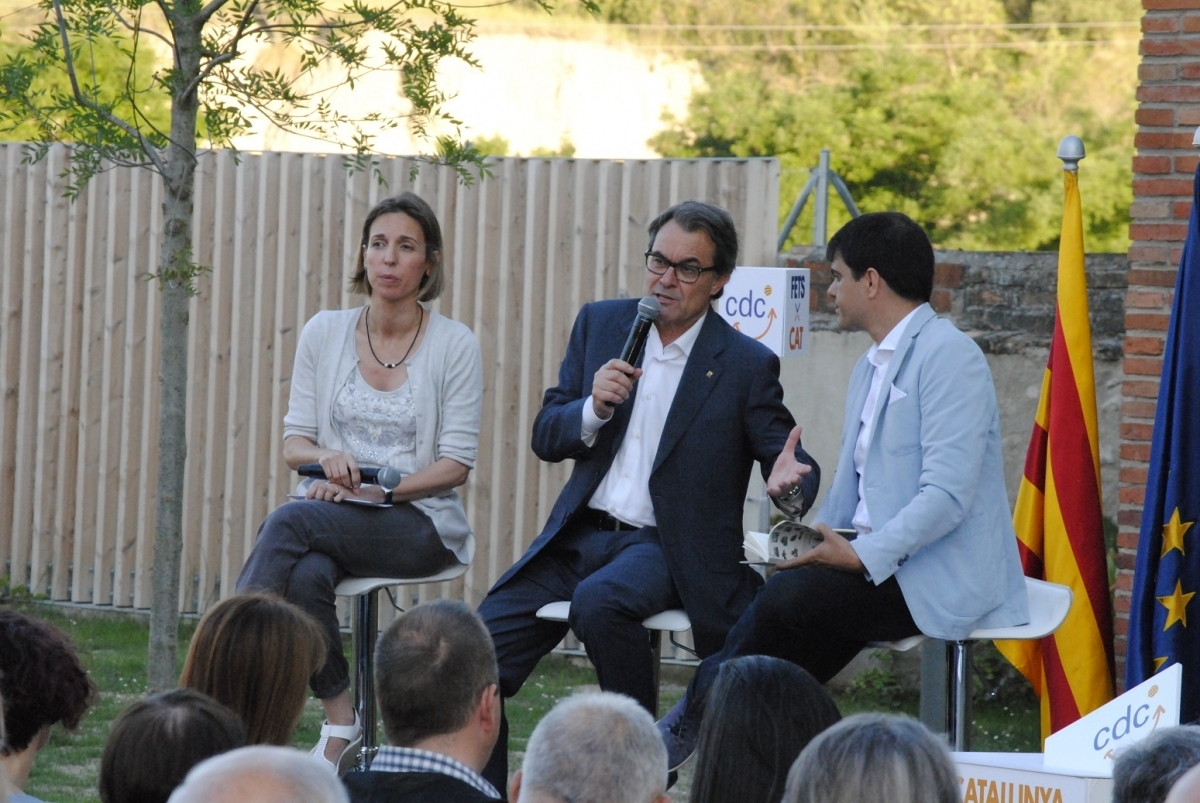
[236,498,458,699]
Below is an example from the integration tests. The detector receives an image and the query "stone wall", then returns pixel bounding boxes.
[784,248,1128,357]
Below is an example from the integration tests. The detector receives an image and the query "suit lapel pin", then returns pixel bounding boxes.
[706,371,713,378]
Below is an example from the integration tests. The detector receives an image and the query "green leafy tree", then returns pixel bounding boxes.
[0,0,591,690]
[636,0,1138,251]
[0,28,171,141]
[471,132,510,156]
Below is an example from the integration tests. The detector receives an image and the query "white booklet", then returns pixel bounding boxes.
[286,490,392,508]
[743,522,856,565]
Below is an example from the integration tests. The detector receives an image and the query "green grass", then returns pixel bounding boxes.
[10,600,1039,803]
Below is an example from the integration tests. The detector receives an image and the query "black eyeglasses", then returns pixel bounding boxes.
[644,251,717,284]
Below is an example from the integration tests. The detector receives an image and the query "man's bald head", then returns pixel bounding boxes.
[167,745,348,803]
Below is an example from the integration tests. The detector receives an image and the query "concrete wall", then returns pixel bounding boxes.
[774,333,1124,523]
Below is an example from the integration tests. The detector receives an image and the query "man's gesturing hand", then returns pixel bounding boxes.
[776,523,866,573]
[591,359,643,420]
[766,425,811,499]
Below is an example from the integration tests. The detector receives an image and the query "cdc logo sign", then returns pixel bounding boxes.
[716,266,810,358]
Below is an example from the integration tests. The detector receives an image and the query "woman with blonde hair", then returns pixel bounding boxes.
[783,713,960,803]
[180,592,325,746]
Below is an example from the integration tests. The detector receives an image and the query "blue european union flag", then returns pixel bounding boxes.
[1126,164,1200,722]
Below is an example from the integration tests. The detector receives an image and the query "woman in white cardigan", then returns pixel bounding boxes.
[237,192,483,774]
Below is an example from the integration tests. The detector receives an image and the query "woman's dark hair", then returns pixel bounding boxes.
[179,592,325,746]
[0,610,96,754]
[825,211,935,304]
[689,656,841,803]
[349,191,445,301]
[99,688,246,803]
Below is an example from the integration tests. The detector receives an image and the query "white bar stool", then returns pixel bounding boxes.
[870,576,1073,750]
[335,563,470,770]
[535,601,692,718]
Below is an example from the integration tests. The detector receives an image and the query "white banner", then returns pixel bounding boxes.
[1043,662,1182,774]
[717,266,810,357]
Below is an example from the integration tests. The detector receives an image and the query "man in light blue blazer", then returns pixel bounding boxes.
[659,211,1029,769]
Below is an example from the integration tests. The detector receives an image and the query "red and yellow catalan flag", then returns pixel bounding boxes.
[996,167,1115,741]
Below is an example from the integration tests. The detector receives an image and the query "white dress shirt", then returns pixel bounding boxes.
[580,316,706,527]
[852,306,921,534]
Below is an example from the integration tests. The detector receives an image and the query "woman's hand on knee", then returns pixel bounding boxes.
[307,481,345,502]
[306,480,386,505]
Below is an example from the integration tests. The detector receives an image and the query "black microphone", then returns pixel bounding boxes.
[297,464,403,490]
[619,296,661,366]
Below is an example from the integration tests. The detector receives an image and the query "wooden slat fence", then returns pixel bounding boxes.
[0,144,780,625]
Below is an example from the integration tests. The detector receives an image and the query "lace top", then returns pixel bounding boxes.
[330,367,419,477]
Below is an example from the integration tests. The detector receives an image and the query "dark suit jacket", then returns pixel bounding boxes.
[343,770,497,803]
[490,299,819,656]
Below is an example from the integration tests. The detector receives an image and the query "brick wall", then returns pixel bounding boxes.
[1119,0,1194,687]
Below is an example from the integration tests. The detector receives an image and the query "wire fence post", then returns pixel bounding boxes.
[776,148,860,252]
[812,149,831,247]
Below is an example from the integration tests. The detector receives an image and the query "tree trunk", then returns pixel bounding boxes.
[146,9,203,692]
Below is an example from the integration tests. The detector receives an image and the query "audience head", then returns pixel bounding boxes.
[351,191,445,301]
[783,712,959,803]
[1113,725,1200,803]
[180,592,325,745]
[689,656,841,803]
[825,211,935,304]
[512,692,668,803]
[0,610,95,760]
[374,600,499,763]
[1167,761,1200,803]
[167,745,349,803]
[99,688,246,803]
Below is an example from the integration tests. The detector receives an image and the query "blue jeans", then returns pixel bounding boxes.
[237,498,458,699]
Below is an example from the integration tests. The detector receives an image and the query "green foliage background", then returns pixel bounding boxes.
[2,0,1139,252]
[0,6,171,145]
[614,0,1138,252]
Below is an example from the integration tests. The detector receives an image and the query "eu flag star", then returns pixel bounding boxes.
[1161,508,1195,558]
[1159,579,1197,631]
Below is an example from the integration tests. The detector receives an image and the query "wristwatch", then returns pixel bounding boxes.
[383,479,400,505]
[780,482,804,504]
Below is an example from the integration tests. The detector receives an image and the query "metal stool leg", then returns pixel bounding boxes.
[947,640,973,752]
[352,589,381,770]
[649,628,663,719]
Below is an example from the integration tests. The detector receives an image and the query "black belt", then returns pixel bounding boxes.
[579,509,639,531]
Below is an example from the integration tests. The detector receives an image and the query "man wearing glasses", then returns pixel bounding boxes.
[478,200,820,793]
